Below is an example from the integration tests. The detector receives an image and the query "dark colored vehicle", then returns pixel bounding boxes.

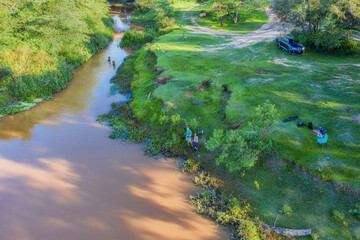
[276,36,305,54]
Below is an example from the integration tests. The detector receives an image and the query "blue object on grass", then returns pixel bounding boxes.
[282,115,299,122]
[317,133,328,144]
[318,127,327,134]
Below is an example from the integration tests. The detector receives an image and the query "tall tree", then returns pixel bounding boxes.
[227,0,243,24]
[212,0,228,26]
[206,101,278,172]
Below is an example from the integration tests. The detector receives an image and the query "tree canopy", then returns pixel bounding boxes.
[206,101,279,172]
[274,0,360,52]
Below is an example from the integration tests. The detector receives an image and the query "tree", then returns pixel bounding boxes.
[212,0,228,26]
[273,0,360,52]
[227,0,243,24]
[205,100,278,172]
[329,0,360,30]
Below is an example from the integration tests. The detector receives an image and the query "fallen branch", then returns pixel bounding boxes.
[253,222,311,237]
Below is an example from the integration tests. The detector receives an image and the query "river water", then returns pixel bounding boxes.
[0,11,227,240]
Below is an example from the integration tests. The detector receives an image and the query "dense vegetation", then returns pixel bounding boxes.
[104,0,360,238]
[119,0,179,49]
[274,0,360,53]
[0,0,113,118]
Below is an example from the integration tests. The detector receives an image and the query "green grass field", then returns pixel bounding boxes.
[150,30,360,189]
[113,0,360,238]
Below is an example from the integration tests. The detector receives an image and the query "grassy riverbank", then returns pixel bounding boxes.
[0,0,113,118]
[104,0,360,239]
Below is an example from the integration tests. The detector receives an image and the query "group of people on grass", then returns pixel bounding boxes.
[185,127,199,151]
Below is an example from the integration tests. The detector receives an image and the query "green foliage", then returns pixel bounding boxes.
[292,29,360,54]
[274,0,360,53]
[211,0,228,26]
[182,158,200,174]
[123,0,177,50]
[281,204,294,216]
[311,233,319,240]
[190,189,263,239]
[249,100,279,132]
[111,54,137,93]
[237,220,261,240]
[131,0,176,31]
[193,171,223,189]
[254,180,260,190]
[349,201,360,219]
[0,68,12,82]
[120,28,155,48]
[206,101,278,172]
[206,129,261,171]
[0,0,113,116]
[226,0,243,24]
[332,209,345,221]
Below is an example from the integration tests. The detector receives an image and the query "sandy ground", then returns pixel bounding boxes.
[183,2,293,50]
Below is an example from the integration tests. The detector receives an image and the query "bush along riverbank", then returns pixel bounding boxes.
[0,0,114,119]
[102,0,360,239]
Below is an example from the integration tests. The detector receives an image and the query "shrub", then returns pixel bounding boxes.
[332,209,345,221]
[182,159,200,174]
[205,101,278,172]
[281,204,294,216]
[120,30,154,48]
[311,233,319,240]
[292,29,360,54]
[237,220,261,240]
[193,171,223,189]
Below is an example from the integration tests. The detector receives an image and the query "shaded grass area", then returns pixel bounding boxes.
[214,156,360,239]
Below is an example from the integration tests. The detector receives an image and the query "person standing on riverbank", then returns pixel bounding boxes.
[193,133,199,151]
[186,127,193,147]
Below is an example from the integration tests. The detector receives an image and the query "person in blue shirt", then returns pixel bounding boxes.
[317,131,328,145]
[185,127,193,147]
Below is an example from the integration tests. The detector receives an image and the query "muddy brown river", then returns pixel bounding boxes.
[0,13,227,240]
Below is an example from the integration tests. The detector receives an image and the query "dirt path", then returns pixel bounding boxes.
[183,2,292,50]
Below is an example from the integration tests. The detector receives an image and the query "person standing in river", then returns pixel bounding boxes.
[185,127,193,147]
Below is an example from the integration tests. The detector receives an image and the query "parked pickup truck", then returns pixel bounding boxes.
[276,36,305,54]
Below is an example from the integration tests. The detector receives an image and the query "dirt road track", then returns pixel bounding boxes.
[182,2,292,50]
